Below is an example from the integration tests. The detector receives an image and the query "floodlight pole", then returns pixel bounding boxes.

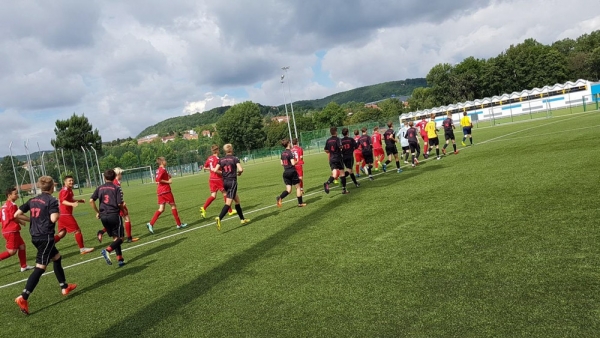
[54,146,62,179]
[71,150,83,195]
[37,142,46,176]
[24,140,37,195]
[282,66,298,140]
[81,146,93,188]
[8,142,23,204]
[280,77,293,142]
[90,146,102,184]
[60,148,67,173]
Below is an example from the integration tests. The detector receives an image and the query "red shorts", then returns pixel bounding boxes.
[354,151,363,163]
[3,232,25,250]
[58,215,81,233]
[120,204,129,217]
[158,192,176,205]
[373,148,384,157]
[421,134,429,143]
[209,179,224,193]
[295,165,303,178]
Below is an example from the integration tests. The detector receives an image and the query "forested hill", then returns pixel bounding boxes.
[136,78,426,138]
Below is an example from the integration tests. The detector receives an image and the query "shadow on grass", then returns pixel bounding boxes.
[92,197,348,337]
[125,237,187,265]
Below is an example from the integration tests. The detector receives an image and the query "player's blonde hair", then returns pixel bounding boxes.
[430,113,436,119]
[156,157,166,165]
[38,176,55,193]
[223,144,233,154]
[114,167,123,175]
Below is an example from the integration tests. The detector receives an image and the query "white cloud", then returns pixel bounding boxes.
[183,93,236,114]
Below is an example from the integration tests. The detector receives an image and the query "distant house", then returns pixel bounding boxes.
[137,134,159,145]
[272,116,290,123]
[161,135,176,143]
[201,130,212,138]
[183,130,199,140]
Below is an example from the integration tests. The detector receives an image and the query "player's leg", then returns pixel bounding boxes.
[54,228,66,244]
[216,182,236,230]
[147,203,166,233]
[452,137,457,153]
[277,183,293,207]
[233,194,249,224]
[169,200,186,229]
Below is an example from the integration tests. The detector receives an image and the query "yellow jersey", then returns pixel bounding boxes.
[460,116,472,127]
[425,121,438,138]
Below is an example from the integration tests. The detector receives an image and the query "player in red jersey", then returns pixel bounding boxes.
[96,167,139,243]
[371,126,384,170]
[146,157,187,233]
[200,145,234,218]
[353,130,364,177]
[291,138,305,194]
[55,176,94,254]
[1,187,33,272]
[415,116,429,158]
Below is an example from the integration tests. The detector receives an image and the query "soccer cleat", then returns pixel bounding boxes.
[454,150,459,155]
[297,203,307,207]
[412,164,415,167]
[240,219,251,225]
[362,167,368,175]
[382,163,387,172]
[355,173,360,178]
[80,248,95,255]
[424,153,429,159]
[461,141,466,146]
[215,217,221,231]
[96,230,104,243]
[341,189,349,195]
[404,161,408,164]
[15,296,29,315]
[118,260,126,268]
[414,159,419,165]
[61,283,77,296]
[126,237,139,243]
[20,266,34,273]
[323,182,330,194]
[442,148,446,155]
[355,182,360,188]
[333,179,339,184]
[200,207,207,219]
[176,223,187,229]
[228,209,237,216]
[369,176,374,181]
[276,196,282,208]
[146,223,154,234]
[397,168,402,173]
[437,156,441,160]
[101,249,112,265]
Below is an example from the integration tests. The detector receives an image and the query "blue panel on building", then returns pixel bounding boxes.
[501,104,522,110]
[591,84,600,102]
[542,97,565,103]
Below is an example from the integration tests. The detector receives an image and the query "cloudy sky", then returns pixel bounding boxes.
[1,0,599,156]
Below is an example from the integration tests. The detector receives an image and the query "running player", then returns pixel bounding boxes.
[406,121,421,167]
[353,130,364,177]
[291,138,305,194]
[213,144,250,230]
[398,121,410,164]
[383,121,402,173]
[90,169,127,267]
[340,128,360,193]
[415,116,429,158]
[200,145,234,219]
[425,113,441,160]
[146,157,187,233]
[14,176,77,315]
[55,175,94,254]
[460,111,473,146]
[442,112,458,155]
[96,167,139,243]
[358,127,375,181]
[276,139,307,208]
[323,127,344,194]
[372,127,384,170]
[1,187,33,272]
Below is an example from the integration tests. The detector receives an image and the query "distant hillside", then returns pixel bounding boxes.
[136,78,426,138]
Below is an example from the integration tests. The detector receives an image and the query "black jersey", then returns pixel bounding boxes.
[281,149,296,172]
[218,155,240,180]
[91,182,123,215]
[340,136,357,159]
[324,136,343,161]
[20,192,59,238]
[358,134,372,152]
[406,127,419,143]
[443,117,454,131]
[383,128,396,146]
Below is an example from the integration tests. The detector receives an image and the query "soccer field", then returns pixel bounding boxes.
[1,111,600,337]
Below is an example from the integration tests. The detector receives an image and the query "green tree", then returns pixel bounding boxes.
[51,114,102,151]
[216,101,266,152]
[100,154,120,170]
[407,87,435,110]
[426,63,455,106]
[140,147,156,167]
[264,122,290,147]
[120,151,138,169]
[312,102,346,128]
[587,47,600,81]
[377,98,404,120]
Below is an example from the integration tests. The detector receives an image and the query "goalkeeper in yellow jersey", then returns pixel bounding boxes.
[460,112,473,146]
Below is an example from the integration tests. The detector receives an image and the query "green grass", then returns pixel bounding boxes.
[1,111,600,337]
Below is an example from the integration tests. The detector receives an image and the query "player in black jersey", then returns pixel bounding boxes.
[442,112,458,155]
[323,127,344,194]
[357,127,375,181]
[383,121,402,173]
[340,128,360,193]
[406,121,421,167]
[90,169,127,267]
[276,139,307,207]
[14,176,77,315]
[212,144,250,230]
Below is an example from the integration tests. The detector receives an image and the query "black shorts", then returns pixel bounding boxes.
[463,127,472,135]
[362,150,374,164]
[343,157,354,170]
[329,160,344,171]
[401,146,409,152]
[444,130,455,141]
[283,170,300,186]
[32,235,59,266]
[223,179,238,199]
[100,213,124,238]
[429,137,439,146]
[409,141,419,153]
[385,145,398,156]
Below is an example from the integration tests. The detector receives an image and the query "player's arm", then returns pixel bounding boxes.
[49,199,60,223]
[89,189,100,219]
[116,187,127,216]
[236,163,244,176]
[212,164,222,175]
[291,158,297,166]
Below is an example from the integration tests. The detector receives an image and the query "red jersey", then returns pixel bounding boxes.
[204,155,222,180]
[59,187,75,215]
[416,120,428,136]
[353,135,362,153]
[291,145,304,165]
[372,132,383,149]
[155,167,172,195]
[113,178,121,187]
[1,201,20,234]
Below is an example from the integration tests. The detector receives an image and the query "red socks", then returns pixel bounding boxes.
[18,249,27,267]
[0,251,10,260]
[54,235,61,243]
[150,211,162,225]
[125,221,132,238]
[171,208,181,226]
[203,196,216,209]
[75,232,85,249]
